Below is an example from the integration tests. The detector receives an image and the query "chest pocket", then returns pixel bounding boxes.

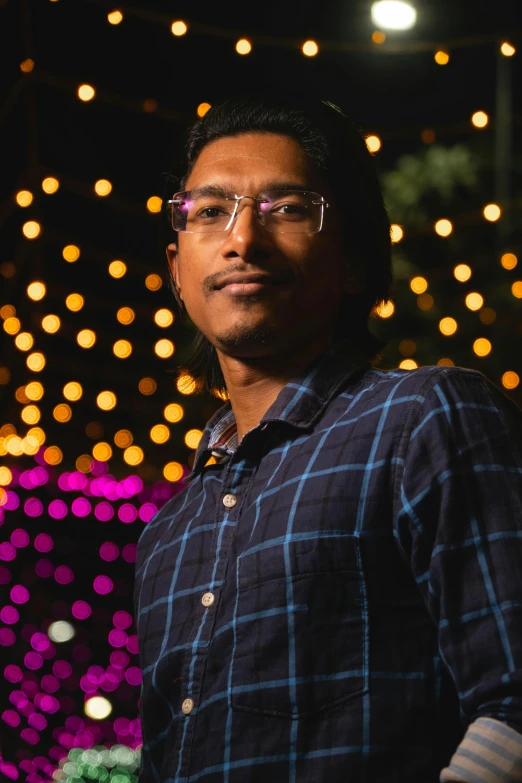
[230,534,368,719]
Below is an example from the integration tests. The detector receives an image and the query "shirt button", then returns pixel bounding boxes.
[201,592,215,607]
[222,493,237,509]
[182,698,194,715]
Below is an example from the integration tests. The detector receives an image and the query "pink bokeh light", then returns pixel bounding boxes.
[108,628,127,648]
[122,543,137,563]
[35,559,54,578]
[139,502,158,523]
[118,503,138,523]
[11,585,30,604]
[11,528,30,548]
[52,660,72,679]
[94,501,114,522]
[0,605,20,624]
[99,542,119,562]
[0,542,16,561]
[71,600,91,620]
[93,575,113,595]
[25,651,44,670]
[24,498,43,517]
[34,533,53,552]
[31,632,51,652]
[71,498,91,517]
[48,499,68,519]
[54,565,74,585]
[4,664,23,682]
[113,610,133,629]
[0,628,16,645]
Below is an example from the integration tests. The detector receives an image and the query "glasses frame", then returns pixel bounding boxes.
[167,190,330,234]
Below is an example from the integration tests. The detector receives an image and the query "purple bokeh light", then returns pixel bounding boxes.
[3,491,20,511]
[99,542,119,561]
[0,542,16,561]
[54,565,74,585]
[0,628,16,645]
[35,559,54,578]
[113,610,132,629]
[118,503,138,523]
[108,629,127,648]
[34,533,53,552]
[94,501,115,522]
[93,575,113,595]
[31,632,51,652]
[11,585,30,604]
[11,528,30,548]
[122,542,137,563]
[139,502,158,522]
[48,499,68,519]
[53,660,72,679]
[0,605,20,624]
[71,497,91,517]
[24,498,44,517]
[71,600,92,620]
[4,664,23,682]
[25,652,44,670]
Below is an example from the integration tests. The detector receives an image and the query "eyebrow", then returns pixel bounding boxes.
[186,181,313,198]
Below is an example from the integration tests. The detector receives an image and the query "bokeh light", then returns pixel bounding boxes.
[502,371,520,389]
[410,277,428,294]
[483,203,501,222]
[171,20,188,36]
[473,338,492,357]
[63,244,80,262]
[107,9,123,24]
[366,135,382,153]
[42,176,59,194]
[78,84,95,101]
[16,190,33,207]
[22,220,41,239]
[454,264,472,282]
[501,253,518,270]
[374,300,395,318]
[435,219,453,237]
[465,292,484,311]
[95,179,112,196]
[197,103,211,117]
[236,38,252,54]
[302,40,319,56]
[434,50,450,65]
[439,317,458,336]
[471,110,489,128]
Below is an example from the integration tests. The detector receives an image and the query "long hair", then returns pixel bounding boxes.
[161,92,392,397]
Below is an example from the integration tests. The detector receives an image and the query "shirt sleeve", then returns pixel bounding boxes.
[392,368,522,782]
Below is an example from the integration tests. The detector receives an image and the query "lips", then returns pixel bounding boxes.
[215,273,286,290]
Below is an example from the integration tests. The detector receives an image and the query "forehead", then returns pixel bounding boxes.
[185,132,324,191]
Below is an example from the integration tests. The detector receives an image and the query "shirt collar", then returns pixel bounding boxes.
[184,337,370,482]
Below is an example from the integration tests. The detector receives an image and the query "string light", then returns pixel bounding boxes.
[93,442,112,461]
[185,429,203,449]
[511,282,522,299]
[437,358,455,367]
[302,40,319,56]
[164,403,184,422]
[4,317,21,335]
[63,382,83,401]
[473,338,492,357]
[146,196,162,213]
[502,371,520,389]
[113,340,132,358]
[372,31,386,44]
[95,179,112,196]
[434,50,450,65]
[138,377,157,395]
[150,424,170,444]
[171,20,188,36]
[97,391,117,410]
[26,352,46,371]
[479,307,496,325]
[375,300,395,318]
[22,221,41,239]
[176,374,196,395]
[483,203,501,222]
[15,190,33,207]
[154,339,175,358]
[236,38,252,54]
[27,281,46,301]
[25,381,44,400]
[43,445,63,464]
[77,329,96,349]
[0,304,16,318]
[471,111,488,128]
[107,10,123,24]
[15,332,34,351]
[500,42,516,57]
[164,462,184,481]
[154,309,174,327]
[410,277,428,294]
[435,219,453,237]
[465,292,484,311]
[454,264,472,282]
[84,696,112,720]
[390,224,403,243]
[20,58,34,73]
[197,102,211,117]
[21,405,40,425]
[109,260,127,278]
[53,403,72,422]
[123,445,144,465]
[114,429,133,448]
[42,177,59,194]
[501,252,518,270]
[439,317,457,336]
[116,307,135,325]
[145,273,162,290]
[78,84,95,102]
[63,244,80,262]
[366,135,382,153]
[399,339,416,356]
[65,293,84,311]
[399,359,418,370]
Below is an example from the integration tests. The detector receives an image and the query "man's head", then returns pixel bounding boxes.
[164,93,392,396]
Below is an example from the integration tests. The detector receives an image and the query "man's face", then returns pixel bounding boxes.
[167,132,361,359]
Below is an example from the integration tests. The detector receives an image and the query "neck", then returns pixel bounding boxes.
[217,331,335,443]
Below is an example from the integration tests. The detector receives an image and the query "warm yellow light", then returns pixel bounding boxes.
[437,357,455,367]
[0,467,13,486]
[454,264,472,282]
[78,84,95,102]
[109,260,126,278]
[465,292,484,311]
[22,221,41,239]
[114,429,133,448]
[185,429,203,449]
[113,339,132,359]
[84,696,112,720]
[439,317,458,336]
[3,317,21,335]
[42,177,59,194]
[473,338,492,357]
[410,276,428,294]
[76,455,92,473]
[150,424,170,444]
[63,382,83,401]
[26,352,46,372]
[171,20,188,36]
[145,273,162,291]
[501,252,518,270]
[16,190,33,207]
[27,281,46,301]
[123,445,144,466]
[176,374,196,395]
[375,300,395,318]
[21,405,40,425]
[480,307,496,325]
[53,403,72,422]
[154,309,174,328]
[372,31,386,44]
[399,359,418,370]
[95,179,112,197]
[471,111,489,129]
[66,293,84,311]
[63,244,80,262]
[483,203,501,222]
[21,435,40,455]
[236,38,252,55]
[93,442,112,461]
[77,329,96,349]
[164,403,184,423]
[15,332,34,351]
[399,339,416,356]
[0,368,11,386]
[44,446,63,465]
[302,40,319,57]
[164,462,184,482]
[155,339,175,358]
[502,371,520,390]
[435,219,453,237]
[42,314,61,333]
[500,42,516,57]
[20,58,35,73]
[25,382,43,400]
[0,305,16,319]
[366,135,382,153]
[15,386,30,404]
[511,281,522,299]
[434,50,450,65]
[421,128,436,144]
[197,102,211,118]
[390,224,403,243]
[107,10,123,24]
[97,391,117,410]
[147,196,162,213]
[139,377,157,395]
[117,307,135,325]
[6,436,23,456]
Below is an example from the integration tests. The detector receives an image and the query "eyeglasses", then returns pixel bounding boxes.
[167,189,329,234]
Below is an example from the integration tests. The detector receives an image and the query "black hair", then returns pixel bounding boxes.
[162,91,392,398]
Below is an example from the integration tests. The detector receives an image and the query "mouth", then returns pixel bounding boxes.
[215,274,289,297]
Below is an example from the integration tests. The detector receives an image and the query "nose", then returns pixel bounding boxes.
[219,198,273,261]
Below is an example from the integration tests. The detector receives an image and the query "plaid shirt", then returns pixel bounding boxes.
[134,339,522,783]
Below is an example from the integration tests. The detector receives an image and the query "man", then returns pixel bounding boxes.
[134,93,522,782]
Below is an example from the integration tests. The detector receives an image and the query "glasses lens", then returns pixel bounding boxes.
[171,192,235,233]
[258,191,323,233]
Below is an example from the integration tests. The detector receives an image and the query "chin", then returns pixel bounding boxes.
[213,321,280,355]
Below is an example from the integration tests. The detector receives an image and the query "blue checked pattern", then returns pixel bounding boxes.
[134,339,522,782]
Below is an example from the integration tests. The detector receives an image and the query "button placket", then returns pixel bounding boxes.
[182,697,194,715]
[222,493,237,508]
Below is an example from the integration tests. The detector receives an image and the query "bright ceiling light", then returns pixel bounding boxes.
[371,1,417,30]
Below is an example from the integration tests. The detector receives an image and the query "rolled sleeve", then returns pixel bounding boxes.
[393,369,522,769]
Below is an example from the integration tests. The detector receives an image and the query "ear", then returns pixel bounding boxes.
[166,242,183,301]
[343,261,365,295]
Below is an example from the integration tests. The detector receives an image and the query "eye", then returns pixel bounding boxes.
[274,203,306,215]
[198,206,228,218]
